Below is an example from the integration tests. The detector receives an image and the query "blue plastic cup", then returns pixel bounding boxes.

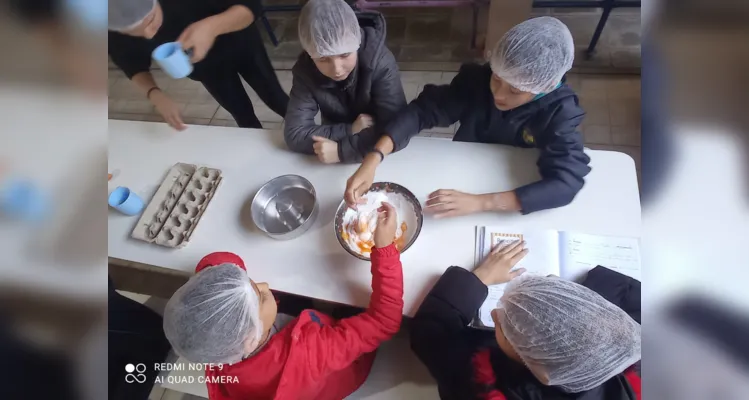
[109,187,144,215]
[152,42,193,79]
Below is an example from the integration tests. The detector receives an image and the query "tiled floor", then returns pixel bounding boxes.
[108,69,641,179]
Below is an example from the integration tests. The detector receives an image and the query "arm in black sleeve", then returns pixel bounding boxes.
[385,64,474,152]
[337,48,406,163]
[337,126,380,163]
[514,107,591,214]
[410,267,489,398]
[284,74,351,155]
[108,31,153,79]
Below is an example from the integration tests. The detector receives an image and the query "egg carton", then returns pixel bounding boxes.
[131,163,222,248]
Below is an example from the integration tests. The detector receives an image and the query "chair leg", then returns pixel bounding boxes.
[261,15,279,47]
[585,1,613,59]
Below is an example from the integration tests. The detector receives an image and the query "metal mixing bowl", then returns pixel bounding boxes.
[251,175,318,240]
[334,182,424,260]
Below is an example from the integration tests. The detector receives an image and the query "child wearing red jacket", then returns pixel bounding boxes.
[163,203,403,400]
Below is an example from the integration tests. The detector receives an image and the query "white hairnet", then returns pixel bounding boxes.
[298,0,361,59]
[163,263,263,365]
[490,17,574,94]
[108,0,156,31]
[497,276,641,393]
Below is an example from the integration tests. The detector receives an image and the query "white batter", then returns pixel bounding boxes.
[340,190,418,258]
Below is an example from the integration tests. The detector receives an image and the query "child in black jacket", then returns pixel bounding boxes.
[345,17,590,216]
[410,240,641,400]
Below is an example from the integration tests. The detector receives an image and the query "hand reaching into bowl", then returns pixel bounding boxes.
[374,202,397,248]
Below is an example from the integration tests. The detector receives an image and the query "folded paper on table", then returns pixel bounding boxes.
[472,226,641,329]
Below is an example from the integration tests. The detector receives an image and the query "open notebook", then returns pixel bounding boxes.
[472,226,641,329]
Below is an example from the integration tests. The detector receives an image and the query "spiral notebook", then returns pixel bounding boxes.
[471,226,641,329]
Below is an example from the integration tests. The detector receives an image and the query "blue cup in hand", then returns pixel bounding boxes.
[152,42,193,79]
[109,187,144,216]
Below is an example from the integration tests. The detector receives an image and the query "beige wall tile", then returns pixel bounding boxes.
[159,389,186,400]
[400,71,442,84]
[182,117,211,126]
[168,89,199,103]
[141,115,166,123]
[121,100,155,114]
[579,97,610,125]
[108,70,126,81]
[254,105,284,122]
[578,76,609,99]
[606,77,641,99]
[169,79,202,91]
[262,122,283,130]
[609,98,640,127]
[183,104,218,119]
[109,99,124,113]
[428,123,457,135]
[189,97,219,108]
[402,82,422,102]
[611,126,641,146]
[275,70,293,94]
[583,125,612,144]
[210,119,238,127]
[110,79,143,100]
[564,74,582,92]
[428,132,455,139]
[214,107,232,120]
[108,112,135,121]
[193,87,218,103]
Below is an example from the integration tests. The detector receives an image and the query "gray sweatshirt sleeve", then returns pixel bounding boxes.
[284,74,351,154]
[337,49,407,163]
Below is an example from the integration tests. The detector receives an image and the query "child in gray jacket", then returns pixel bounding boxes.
[284,0,406,164]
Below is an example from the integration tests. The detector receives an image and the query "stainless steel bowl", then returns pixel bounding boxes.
[251,175,318,240]
[334,182,424,260]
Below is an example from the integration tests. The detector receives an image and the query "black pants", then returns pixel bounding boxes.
[198,37,289,129]
[108,279,171,400]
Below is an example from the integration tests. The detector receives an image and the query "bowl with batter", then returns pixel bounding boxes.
[334,182,423,260]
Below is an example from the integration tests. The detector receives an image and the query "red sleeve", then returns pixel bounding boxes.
[303,244,404,377]
[624,367,641,400]
[195,252,246,273]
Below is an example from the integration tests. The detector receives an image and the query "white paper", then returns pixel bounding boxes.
[476,228,560,327]
[559,232,641,281]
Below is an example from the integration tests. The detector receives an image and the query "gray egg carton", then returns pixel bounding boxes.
[131,163,222,248]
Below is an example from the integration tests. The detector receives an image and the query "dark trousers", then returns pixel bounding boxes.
[108,279,171,400]
[198,39,289,129]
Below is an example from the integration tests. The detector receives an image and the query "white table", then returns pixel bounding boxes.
[109,120,641,316]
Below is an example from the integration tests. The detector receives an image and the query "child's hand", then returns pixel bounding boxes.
[374,202,397,248]
[473,240,529,286]
[425,189,485,218]
[311,136,340,164]
[352,114,374,134]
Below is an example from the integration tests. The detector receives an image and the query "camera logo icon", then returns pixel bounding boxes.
[125,363,147,383]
